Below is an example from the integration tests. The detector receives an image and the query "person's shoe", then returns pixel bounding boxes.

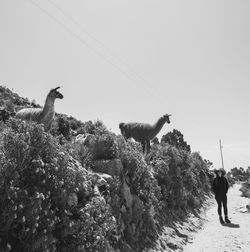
[225,216,231,223]
[219,216,225,224]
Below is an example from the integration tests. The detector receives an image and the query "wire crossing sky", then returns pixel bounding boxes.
[0,0,250,170]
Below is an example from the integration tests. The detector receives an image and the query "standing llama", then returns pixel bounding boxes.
[119,114,171,154]
[16,87,63,131]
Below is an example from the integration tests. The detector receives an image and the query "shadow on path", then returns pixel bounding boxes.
[222,222,240,228]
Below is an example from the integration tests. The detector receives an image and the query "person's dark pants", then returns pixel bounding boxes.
[215,194,228,216]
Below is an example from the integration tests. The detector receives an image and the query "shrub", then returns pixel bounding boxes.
[57,116,71,139]
[150,143,210,219]
[92,133,119,161]
[0,119,117,252]
[161,129,191,152]
[119,141,161,250]
[0,85,213,252]
[75,120,108,136]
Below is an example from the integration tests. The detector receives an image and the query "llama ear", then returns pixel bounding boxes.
[168,114,172,117]
[54,87,60,91]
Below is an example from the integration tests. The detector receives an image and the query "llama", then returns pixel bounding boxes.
[16,87,63,131]
[119,114,171,154]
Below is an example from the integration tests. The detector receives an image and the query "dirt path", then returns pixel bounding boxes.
[183,184,250,252]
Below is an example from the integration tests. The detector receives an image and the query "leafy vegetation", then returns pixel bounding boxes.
[161,129,191,152]
[0,120,117,252]
[227,167,250,183]
[0,85,212,251]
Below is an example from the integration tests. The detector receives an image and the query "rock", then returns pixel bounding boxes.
[91,172,113,185]
[93,159,123,177]
[93,185,101,196]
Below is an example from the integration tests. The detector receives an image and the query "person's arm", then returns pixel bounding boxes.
[225,177,229,193]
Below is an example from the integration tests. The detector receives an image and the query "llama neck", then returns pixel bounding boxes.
[152,117,166,136]
[41,96,55,117]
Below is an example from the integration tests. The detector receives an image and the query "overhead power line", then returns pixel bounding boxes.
[28,0,201,134]
[28,0,164,107]
[46,0,198,128]
[47,0,164,100]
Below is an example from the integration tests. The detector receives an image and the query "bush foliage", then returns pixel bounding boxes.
[0,120,117,252]
[150,144,210,219]
[0,86,212,251]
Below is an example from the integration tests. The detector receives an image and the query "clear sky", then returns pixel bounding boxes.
[0,0,250,170]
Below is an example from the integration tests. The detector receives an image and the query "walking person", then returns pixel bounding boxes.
[212,168,231,224]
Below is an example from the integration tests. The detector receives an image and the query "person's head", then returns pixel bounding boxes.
[215,168,225,177]
[217,170,222,177]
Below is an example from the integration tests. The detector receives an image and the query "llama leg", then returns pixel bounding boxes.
[122,132,128,141]
[142,141,146,153]
[146,139,150,154]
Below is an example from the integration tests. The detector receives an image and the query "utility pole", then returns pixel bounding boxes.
[219,139,224,170]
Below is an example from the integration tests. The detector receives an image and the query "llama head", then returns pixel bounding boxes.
[48,87,64,99]
[119,122,125,131]
[162,114,171,124]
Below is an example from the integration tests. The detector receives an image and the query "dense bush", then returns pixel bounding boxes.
[227,167,250,183]
[92,133,119,161]
[0,86,31,109]
[118,141,161,249]
[0,119,117,252]
[0,85,212,252]
[161,129,191,152]
[58,117,70,138]
[150,143,211,220]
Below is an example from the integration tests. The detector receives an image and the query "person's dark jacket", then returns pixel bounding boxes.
[212,176,229,197]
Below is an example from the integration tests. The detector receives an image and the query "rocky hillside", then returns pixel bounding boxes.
[0,86,212,252]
